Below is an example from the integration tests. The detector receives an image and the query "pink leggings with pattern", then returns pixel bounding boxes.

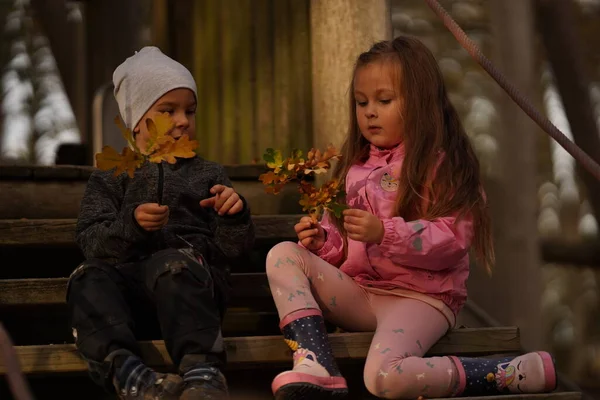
[266,242,458,399]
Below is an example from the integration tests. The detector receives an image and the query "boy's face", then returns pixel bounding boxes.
[133,88,197,151]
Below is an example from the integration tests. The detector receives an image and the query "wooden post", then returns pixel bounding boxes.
[468,0,542,350]
[536,0,600,224]
[310,0,392,152]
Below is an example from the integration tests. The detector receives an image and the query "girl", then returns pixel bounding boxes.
[265,37,556,399]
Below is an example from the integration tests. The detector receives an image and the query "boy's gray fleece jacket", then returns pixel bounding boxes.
[75,156,255,266]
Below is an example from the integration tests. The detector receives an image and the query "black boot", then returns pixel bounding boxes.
[272,309,348,400]
[179,355,229,400]
[450,351,557,396]
[111,353,183,400]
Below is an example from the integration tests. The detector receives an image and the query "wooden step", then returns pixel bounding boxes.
[0,164,305,218]
[0,367,581,400]
[0,215,300,246]
[0,273,272,307]
[0,327,520,375]
[0,164,269,180]
[434,395,581,400]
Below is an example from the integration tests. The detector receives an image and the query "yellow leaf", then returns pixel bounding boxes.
[145,113,174,155]
[95,146,144,178]
[114,116,138,152]
[266,150,284,173]
[149,135,198,164]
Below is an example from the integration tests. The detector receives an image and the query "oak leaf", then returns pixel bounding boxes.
[260,144,347,222]
[145,113,175,154]
[149,135,199,164]
[263,148,284,173]
[114,116,139,153]
[95,146,143,178]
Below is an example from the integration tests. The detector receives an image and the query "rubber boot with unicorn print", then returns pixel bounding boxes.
[450,351,557,396]
[272,309,348,399]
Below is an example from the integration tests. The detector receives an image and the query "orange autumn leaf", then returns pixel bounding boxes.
[96,113,199,179]
[149,135,199,164]
[95,145,144,178]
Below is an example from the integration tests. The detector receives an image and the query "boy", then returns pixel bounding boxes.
[66,47,255,400]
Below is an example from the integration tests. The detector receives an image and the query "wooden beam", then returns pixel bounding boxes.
[0,164,273,181]
[0,215,299,246]
[4,217,600,266]
[0,273,272,307]
[0,327,520,375]
[540,239,600,266]
[448,395,581,400]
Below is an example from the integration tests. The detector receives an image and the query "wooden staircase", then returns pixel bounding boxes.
[0,165,584,399]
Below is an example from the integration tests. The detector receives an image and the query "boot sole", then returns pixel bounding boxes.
[275,383,348,400]
[537,351,558,392]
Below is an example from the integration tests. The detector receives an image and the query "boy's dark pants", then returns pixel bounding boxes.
[66,248,229,390]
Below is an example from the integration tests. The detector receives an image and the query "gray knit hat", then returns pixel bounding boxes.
[113,46,197,129]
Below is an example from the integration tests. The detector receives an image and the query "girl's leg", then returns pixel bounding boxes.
[266,241,376,329]
[451,352,557,396]
[364,296,454,399]
[364,295,558,399]
[266,241,376,399]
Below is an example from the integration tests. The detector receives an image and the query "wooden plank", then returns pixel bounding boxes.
[3,217,600,267]
[0,306,280,346]
[273,0,291,153]
[236,0,254,164]
[0,164,271,181]
[0,219,77,246]
[0,179,304,219]
[0,273,272,306]
[540,239,600,267]
[252,0,275,163]
[289,0,312,152]
[437,394,581,400]
[0,215,299,246]
[220,0,236,164]
[1,327,520,375]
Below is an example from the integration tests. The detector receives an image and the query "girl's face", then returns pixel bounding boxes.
[353,61,403,149]
[133,88,197,151]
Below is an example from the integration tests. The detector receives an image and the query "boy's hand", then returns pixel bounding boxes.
[200,184,244,216]
[134,203,169,231]
[295,216,325,251]
[343,209,384,244]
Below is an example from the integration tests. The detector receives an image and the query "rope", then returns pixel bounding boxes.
[422,0,600,182]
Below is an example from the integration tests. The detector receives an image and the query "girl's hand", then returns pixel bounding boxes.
[343,209,384,244]
[295,216,326,251]
[135,203,169,231]
[200,184,244,216]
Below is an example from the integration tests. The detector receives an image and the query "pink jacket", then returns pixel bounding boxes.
[312,144,473,316]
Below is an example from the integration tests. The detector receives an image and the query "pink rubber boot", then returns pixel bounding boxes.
[272,309,348,399]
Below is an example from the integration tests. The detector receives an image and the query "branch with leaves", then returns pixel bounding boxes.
[95,113,198,179]
[259,144,348,222]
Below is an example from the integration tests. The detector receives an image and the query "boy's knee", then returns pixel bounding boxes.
[67,260,117,300]
[266,241,307,276]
